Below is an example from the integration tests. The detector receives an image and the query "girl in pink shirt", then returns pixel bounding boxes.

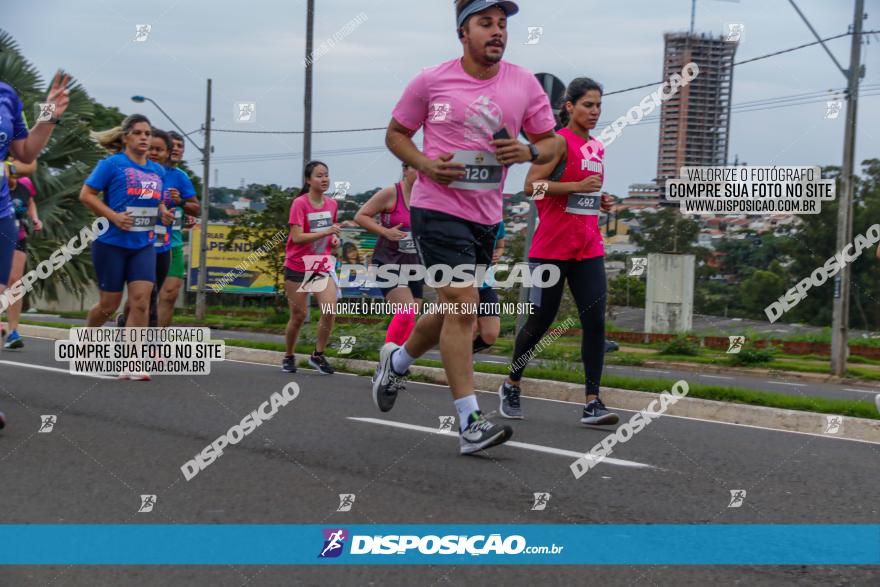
[282,160,340,375]
[500,77,620,427]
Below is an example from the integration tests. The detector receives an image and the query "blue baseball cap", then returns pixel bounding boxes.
[456,0,520,30]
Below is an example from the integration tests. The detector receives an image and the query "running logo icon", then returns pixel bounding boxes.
[318,528,348,558]
[725,23,744,43]
[524,26,543,45]
[531,492,550,511]
[236,102,256,123]
[530,181,548,201]
[430,103,451,123]
[36,102,56,123]
[438,416,456,432]
[297,255,334,293]
[727,336,745,354]
[337,494,356,512]
[38,415,57,433]
[728,490,746,508]
[825,100,843,120]
[134,24,151,42]
[138,494,157,513]
[332,181,351,200]
[824,415,843,435]
[629,257,647,276]
[338,336,356,355]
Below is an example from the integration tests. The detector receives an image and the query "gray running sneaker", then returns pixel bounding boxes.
[459,411,512,455]
[498,381,523,419]
[581,398,620,426]
[372,343,408,412]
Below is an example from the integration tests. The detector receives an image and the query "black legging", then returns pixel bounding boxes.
[510,257,606,396]
[149,250,172,327]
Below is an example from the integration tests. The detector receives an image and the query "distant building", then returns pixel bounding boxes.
[656,32,737,196]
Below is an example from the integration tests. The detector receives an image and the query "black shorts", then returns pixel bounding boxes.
[15,238,26,253]
[410,207,498,284]
[373,262,425,300]
[478,287,500,317]
[284,267,312,283]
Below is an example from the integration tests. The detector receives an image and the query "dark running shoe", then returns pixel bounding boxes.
[116,313,126,328]
[498,381,523,419]
[281,355,297,373]
[581,398,620,426]
[0,410,6,430]
[372,343,408,412]
[309,353,334,375]
[459,411,512,455]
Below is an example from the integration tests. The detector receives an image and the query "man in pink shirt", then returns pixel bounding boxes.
[371,0,558,455]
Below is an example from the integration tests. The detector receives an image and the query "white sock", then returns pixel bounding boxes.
[454,395,480,432]
[391,345,415,375]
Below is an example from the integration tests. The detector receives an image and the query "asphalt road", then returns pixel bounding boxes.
[19,314,880,403]
[1,336,878,585]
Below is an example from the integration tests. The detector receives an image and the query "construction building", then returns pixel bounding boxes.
[656,32,737,198]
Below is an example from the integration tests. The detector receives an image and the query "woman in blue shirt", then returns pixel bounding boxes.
[79,114,172,343]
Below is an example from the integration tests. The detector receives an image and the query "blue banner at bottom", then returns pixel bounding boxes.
[1,525,878,565]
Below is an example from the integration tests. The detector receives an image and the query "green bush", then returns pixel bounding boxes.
[660,335,700,356]
[728,345,777,366]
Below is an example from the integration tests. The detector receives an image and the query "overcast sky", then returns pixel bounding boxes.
[8,0,880,196]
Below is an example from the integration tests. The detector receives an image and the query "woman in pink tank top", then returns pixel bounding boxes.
[355,162,423,344]
[498,77,620,427]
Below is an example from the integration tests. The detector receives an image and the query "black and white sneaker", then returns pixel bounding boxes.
[581,398,620,426]
[309,353,334,375]
[372,343,408,412]
[0,409,6,430]
[498,381,523,419]
[281,355,297,373]
[116,313,126,328]
[459,411,512,455]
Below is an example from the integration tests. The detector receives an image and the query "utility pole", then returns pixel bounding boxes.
[830,0,864,376]
[303,0,315,169]
[195,78,212,321]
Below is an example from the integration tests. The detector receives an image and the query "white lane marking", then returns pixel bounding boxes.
[702,375,734,380]
[771,381,807,387]
[152,356,880,446]
[0,360,116,380]
[844,388,879,395]
[348,417,656,470]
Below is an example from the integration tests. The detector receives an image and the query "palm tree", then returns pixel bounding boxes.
[1,29,119,302]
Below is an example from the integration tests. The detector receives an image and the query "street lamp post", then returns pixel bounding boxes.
[132,79,213,321]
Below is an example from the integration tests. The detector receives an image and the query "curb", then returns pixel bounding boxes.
[22,324,880,444]
[639,359,880,388]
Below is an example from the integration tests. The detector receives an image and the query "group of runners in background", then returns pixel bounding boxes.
[6,0,875,446]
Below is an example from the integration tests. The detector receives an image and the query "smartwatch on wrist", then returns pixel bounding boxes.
[528,143,539,162]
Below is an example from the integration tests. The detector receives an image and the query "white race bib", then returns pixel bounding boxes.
[126,205,158,232]
[565,192,602,216]
[449,150,503,190]
[398,232,416,253]
[307,210,332,232]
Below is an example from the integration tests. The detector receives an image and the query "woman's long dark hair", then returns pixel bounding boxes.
[557,77,603,128]
[300,160,328,195]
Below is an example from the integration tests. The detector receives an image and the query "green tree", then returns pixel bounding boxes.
[631,207,704,255]
[226,186,292,305]
[1,30,110,301]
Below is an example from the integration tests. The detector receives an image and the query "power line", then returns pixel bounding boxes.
[209,87,880,163]
[604,30,878,97]
[210,126,386,135]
